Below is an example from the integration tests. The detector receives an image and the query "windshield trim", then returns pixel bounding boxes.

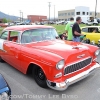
[21,39,56,44]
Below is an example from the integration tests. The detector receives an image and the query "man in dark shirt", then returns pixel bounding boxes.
[72,17,84,42]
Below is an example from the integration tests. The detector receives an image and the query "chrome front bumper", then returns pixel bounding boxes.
[47,63,100,91]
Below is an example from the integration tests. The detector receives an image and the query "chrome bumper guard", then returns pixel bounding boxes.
[47,63,100,91]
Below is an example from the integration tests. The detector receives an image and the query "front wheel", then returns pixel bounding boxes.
[32,66,48,88]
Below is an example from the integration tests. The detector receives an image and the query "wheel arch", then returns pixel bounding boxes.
[26,62,47,77]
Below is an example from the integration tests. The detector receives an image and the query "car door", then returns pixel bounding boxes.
[85,27,100,43]
[3,31,22,71]
[0,31,9,61]
[81,27,88,34]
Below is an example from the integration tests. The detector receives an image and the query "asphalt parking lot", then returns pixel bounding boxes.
[0,55,100,100]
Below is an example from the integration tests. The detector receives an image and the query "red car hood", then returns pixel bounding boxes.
[27,40,91,63]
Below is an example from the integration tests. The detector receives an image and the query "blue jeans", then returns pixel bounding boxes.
[73,37,80,42]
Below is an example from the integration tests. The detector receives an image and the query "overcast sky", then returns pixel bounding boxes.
[0,0,100,18]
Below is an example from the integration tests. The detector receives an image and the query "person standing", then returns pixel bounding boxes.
[72,17,84,42]
[65,17,74,41]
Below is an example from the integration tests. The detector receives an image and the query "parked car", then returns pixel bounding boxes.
[56,21,65,25]
[48,21,55,24]
[86,19,99,26]
[74,16,98,25]
[0,74,11,100]
[81,26,100,46]
[0,25,100,91]
[64,21,70,25]
[97,18,100,23]
[0,23,8,27]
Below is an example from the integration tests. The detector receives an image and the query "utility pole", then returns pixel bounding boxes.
[48,2,51,24]
[22,12,23,22]
[20,10,22,22]
[54,5,55,22]
[95,0,97,18]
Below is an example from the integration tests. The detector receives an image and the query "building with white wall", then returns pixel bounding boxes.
[58,6,100,21]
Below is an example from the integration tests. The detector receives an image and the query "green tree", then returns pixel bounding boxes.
[2,18,7,23]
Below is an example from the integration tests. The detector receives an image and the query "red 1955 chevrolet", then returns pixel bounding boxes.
[0,25,100,91]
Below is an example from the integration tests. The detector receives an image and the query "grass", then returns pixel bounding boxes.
[0,27,4,34]
[49,24,100,34]
[0,24,100,35]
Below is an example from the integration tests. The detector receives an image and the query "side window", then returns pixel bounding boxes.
[88,28,98,33]
[82,28,88,32]
[21,30,32,43]
[21,30,43,43]
[0,31,8,40]
[9,31,20,43]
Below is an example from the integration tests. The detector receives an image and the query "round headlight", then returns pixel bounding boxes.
[1,92,9,100]
[98,39,100,43]
[56,60,65,70]
[91,40,95,45]
[95,49,100,56]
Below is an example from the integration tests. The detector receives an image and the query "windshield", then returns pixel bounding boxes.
[21,28,58,43]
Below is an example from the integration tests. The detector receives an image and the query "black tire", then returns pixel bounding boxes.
[32,66,48,88]
[0,57,5,63]
[81,40,86,43]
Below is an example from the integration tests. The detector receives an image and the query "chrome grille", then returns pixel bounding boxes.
[64,57,92,75]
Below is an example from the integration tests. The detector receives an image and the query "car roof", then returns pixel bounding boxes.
[81,26,100,29]
[4,25,54,31]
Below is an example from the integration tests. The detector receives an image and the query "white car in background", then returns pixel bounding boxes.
[56,21,65,25]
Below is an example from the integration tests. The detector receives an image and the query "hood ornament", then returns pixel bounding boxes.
[77,54,85,58]
[72,46,81,49]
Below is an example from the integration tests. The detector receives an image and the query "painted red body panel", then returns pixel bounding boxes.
[0,25,99,83]
[4,25,53,31]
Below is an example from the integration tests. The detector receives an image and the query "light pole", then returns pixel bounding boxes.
[48,2,51,24]
[95,0,97,18]
[54,5,55,22]
[19,10,23,22]
[20,10,22,22]
[22,12,23,22]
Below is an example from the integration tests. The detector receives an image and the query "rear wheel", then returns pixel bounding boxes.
[32,66,48,88]
[0,57,5,63]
